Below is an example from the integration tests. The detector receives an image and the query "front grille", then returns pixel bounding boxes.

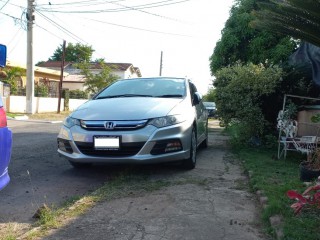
[75,141,145,157]
[80,120,148,131]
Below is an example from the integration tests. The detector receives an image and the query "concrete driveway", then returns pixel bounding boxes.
[38,121,270,240]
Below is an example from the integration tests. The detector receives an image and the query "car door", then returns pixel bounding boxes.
[189,82,207,144]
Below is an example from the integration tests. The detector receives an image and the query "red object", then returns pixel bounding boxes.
[287,184,320,215]
[0,107,7,127]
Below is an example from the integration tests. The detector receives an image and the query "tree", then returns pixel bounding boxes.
[203,88,216,102]
[49,43,94,62]
[251,0,320,48]
[76,60,119,94]
[209,0,297,75]
[1,66,24,94]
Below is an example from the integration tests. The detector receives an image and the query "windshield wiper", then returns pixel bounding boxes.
[156,94,184,98]
[96,94,153,99]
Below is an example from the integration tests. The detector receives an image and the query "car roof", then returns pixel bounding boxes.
[119,77,187,81]
[203,102,216,106]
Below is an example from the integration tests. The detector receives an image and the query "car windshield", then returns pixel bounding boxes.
[95,78,186,99]
[203,102,215,108]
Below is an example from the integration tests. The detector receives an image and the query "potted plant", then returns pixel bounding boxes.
[300,149,320,181]
[298,113,320,181]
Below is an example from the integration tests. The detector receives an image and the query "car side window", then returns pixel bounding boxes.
[189,82,197,105]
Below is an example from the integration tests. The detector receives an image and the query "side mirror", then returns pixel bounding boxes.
[0,44,7,68]
[193,92,202,105]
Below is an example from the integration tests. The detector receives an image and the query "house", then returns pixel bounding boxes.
[5,60,68,97]
[37,61,142,91]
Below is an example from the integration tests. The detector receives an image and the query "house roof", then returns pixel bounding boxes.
[38,61,132,70]
[64,74,86,83]
[6,60,69,78]
[37,61,72,69]
[37,61,142,77]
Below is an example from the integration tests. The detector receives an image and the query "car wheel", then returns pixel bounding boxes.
[68,160,92,168]
[182,127,197,170]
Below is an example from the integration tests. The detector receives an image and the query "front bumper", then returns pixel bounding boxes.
[0,127,12,190]
[57,122,192,164]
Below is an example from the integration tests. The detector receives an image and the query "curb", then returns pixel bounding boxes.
[248,171,284,240]
[7,116,62,124]
[256,190,284,240]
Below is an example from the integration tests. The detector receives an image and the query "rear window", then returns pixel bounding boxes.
[203,102,215,107]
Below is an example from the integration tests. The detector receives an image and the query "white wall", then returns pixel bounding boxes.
[69,99,88,111]
[63,82,86,91]
[1,97,7,111]
[8,96,87,113]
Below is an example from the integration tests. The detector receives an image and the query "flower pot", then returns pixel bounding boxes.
[299,161,320,182]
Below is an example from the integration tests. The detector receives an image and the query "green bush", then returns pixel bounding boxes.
[69,89,87,99]
[35,83,49,97]
[214,62,283,144]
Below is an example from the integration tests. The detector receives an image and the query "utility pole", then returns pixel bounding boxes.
[26,0,35,114]
[159,51,163,76]
[57,40,66,113]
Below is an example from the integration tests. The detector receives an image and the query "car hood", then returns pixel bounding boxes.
[71,97,185,120]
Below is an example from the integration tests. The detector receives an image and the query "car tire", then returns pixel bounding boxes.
[69,161,92,168]
[182,127,197,170]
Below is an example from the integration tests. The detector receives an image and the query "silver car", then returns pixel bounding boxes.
[57,77,208,169]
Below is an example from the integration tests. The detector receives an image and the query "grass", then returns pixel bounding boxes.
[26,111,71,121]
[7,111,71,121]
[6,113,24,118]
[18,169,209,240]
[235,147,320,240]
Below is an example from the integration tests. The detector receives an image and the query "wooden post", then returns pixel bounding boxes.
[58,40,66,113]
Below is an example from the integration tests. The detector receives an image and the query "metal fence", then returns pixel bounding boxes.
[0,82,10,97]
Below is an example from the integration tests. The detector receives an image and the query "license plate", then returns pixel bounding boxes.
[94,136,120,150]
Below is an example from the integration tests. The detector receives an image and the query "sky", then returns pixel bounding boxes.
[0,0,235,94]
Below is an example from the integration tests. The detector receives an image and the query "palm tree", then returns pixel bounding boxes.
[251,0,320,47]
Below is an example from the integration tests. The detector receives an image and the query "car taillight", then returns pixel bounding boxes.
[0,107,7,127]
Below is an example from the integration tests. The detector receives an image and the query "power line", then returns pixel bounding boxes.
[36,0,126,8]
[0,0,10,10]
[36,0,191,15]
[0,0,24,10]
[34,11,107,60]
[104,0,190,23]
[83,17,193,37]
[35,9,89,44]
[0,11,21,21]
[7,28,24,55]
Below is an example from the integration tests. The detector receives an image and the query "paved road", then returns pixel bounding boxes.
[1,120,117,224]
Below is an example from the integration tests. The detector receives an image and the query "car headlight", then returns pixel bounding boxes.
[63,117,80,128]
[149,115,185,128]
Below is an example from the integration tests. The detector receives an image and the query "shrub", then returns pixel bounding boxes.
[214,62,283,144]
[35,83,49,97]
[69,89,87,99]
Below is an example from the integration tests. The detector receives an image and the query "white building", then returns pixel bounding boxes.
[38,61,142,91]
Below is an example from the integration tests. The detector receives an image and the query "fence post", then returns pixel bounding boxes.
[63,89,69,111]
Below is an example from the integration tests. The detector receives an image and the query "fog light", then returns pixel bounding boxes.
[151,139,183,155]
[165,141,182,153]
[57,139,73,154]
